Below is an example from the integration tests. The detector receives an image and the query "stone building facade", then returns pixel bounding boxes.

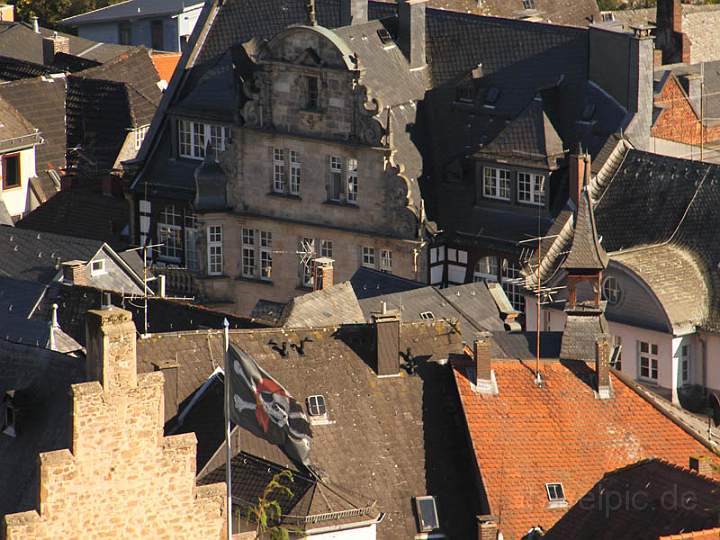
[2,307,226,539]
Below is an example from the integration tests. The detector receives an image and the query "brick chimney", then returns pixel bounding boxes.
[477,515,499,540]
[373,308,400,377]
[473,337,497,395]
[595,335,612,399]
[85,305,137,393]
[340,0,367,26]
[656,0,691,65]
[62,260,88,286]
[398,0,427,70]
[313,257,334,291]
[569,151,590,208]
[42,32,70,65]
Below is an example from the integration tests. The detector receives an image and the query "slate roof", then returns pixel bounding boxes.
[559,307,609,361]
[0,75,68,171]
[0,225,103,284]
[562,188,608,272]
[0,21,131,66]
[0,95,39,153]
[62,0,203,26]
[454,359,720,540]
[0,339,85,517]
[16,187,130,250]
[138,322,478,538]
[0,55,55,81]
[282,282,365,328]
[544,459,720,540]
[491,330,563,360]
[349,266,424,299]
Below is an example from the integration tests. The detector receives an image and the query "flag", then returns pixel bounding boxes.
[226,343,312,466]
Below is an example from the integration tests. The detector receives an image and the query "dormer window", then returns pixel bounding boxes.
[90,259,106,276]
[305,76,319,111]
[483,167,511,201]
[178,120,230,160]
[517,172,545,206]
[545,483,567,507]
[414,496,440,533]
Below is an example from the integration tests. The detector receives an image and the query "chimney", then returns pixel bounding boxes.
[657,0,682,36]
[473,337,497,395]
[656,0,691,65]
[595,335,612,399]
[0,4,14,22]
[340,0,367,26]
[689,456,716,478]
[477,515,499,540]
[30,15,39,33]
[569,151,590,208]
[372,310,400,377]
[153,360,179,421]
[62,260,89,286]
[313,257,334,291]
[85,306,138,393]
[398,0,427,70]
[43,32,70,65]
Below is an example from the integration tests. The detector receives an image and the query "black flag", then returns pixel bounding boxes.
[226,343,312,466]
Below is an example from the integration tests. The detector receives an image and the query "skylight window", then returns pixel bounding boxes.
[377,28,393,45]
[546,483,567,507]
[420,311,435,320]
[306,395,327,417]
[414,496,440,532]
[484,87,500,106]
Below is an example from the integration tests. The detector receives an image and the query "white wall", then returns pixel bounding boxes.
[0,146,37,219]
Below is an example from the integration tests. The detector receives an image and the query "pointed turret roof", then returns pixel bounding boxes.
[562,176,609,272]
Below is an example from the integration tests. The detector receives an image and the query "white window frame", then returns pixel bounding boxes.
[638,341,659,382]
[157,205,183,262]
[473,256,498,282]
[347,158,358,204]
[362,246,376,268]
[320,240,333,259]
[300,237,315,288]
[330,156,343,201]
[414,496,440,533]
[178,120,230,159]
[241,228,256,278]
[306,395,327,417]
[517,172,545,206]
[184,213,199,272]
[273,148,286,193]
[483,167,511,201]
[207,225,223,276]
[380,249,392,273]
[681,344,690,385]
[501,259,524,312]
[260,231,273,281]
[289,150,301,195]
[602,276,622,306]
[90,259,106,276]
[420,311,435,320]
[134,125,149,150]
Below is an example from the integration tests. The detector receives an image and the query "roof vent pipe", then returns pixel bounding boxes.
[30,15,39,33]
[101,292,113,310]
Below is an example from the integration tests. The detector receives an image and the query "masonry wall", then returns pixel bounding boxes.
[652,75,720,145]
[2,308,226,540]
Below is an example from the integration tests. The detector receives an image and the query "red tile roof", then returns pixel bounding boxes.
[151,52,180,83]
[454,360,720,540]
[662,529,720,540]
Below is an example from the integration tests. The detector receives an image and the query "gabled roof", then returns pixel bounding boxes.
[282,282,365,328]
[0,75,68,171]
[0,95,39,153]
[454,359,720,540]
[562,187,609,272]
[137,322,478,538]
[0,339,85,516]
[62,0,203,26]
[545,459,720,540]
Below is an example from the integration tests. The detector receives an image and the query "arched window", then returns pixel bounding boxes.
[602,276,622,305]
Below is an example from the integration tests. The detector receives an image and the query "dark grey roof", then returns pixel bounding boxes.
[139,322,478,538]
[0,95,38,153]
[62,0,203,26]
[358,281,507,336]
[0,225,103,284]
[491,330,563,360]
[349,267,425,299]
[562,188,609,272]
[0,339,85,516]
[0,76,67,171]
[0,202,12,226]
[282,282,365,328]
[559,307,609,361]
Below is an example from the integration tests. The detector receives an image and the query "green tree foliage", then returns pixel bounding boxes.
[246,470,298,540]
[13,0,125,28]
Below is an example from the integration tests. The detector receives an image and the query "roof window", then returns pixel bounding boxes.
[377,28,393,45]
[546,483,567,507]
[414,496,440,533]
[484,87,500,106]
[523,0,535,8]
[420,311,435,320]
[307,395,327,417]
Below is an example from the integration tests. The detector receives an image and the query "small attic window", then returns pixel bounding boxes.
[306,395,327,417]
[546,483,567,507]
[414,496,440,532]
[90,259,106,276]
[377,28,393,45]
[420,311,435,320]
[484,87,500,106]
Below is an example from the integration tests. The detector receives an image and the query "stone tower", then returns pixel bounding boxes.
[3,307,226,539]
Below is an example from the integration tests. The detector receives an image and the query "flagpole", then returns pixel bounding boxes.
[223,318,232,540]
